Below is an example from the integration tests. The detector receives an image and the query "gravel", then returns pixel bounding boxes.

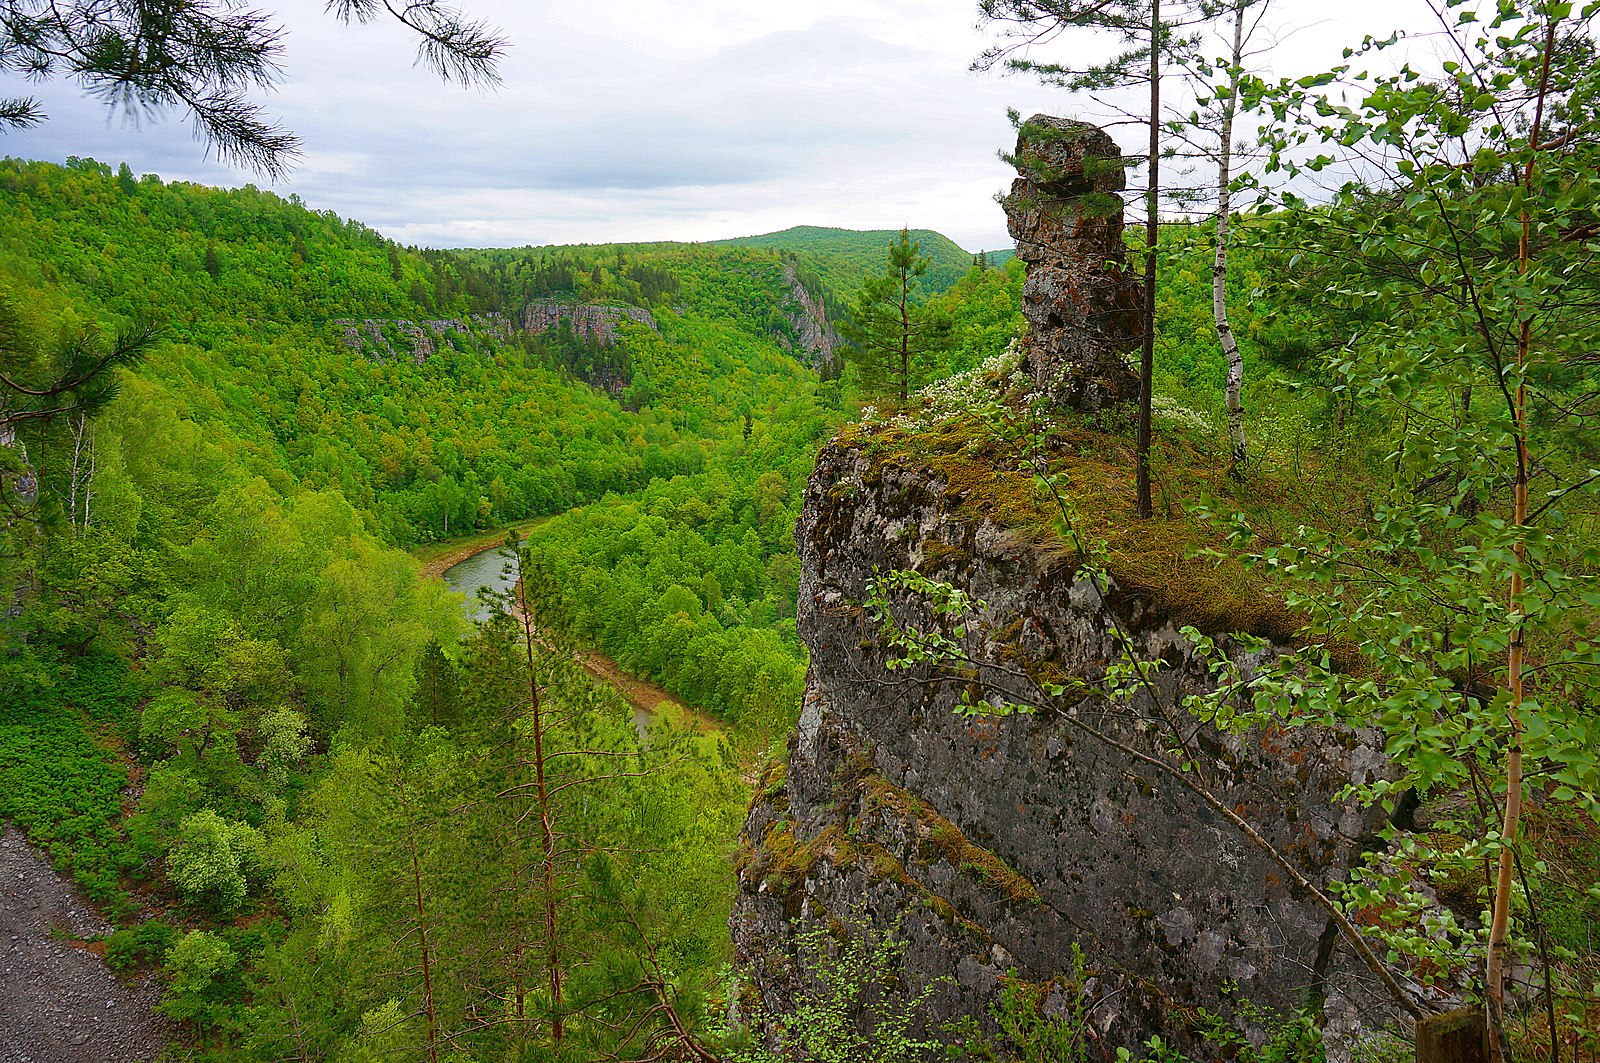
[0,826,170,1063]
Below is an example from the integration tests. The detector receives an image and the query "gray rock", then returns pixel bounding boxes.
[0,826,170,1063]
[520,300,656,348]
[731,441,1432,1060]
[1004,116,1142,412]
[777,262,842,376]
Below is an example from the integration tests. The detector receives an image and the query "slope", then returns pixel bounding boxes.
[713,225,977,297]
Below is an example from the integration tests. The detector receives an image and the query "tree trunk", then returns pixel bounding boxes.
[899,263,910,403]
[1136,0,1160,519]
[405,810,441,1063]
[68,414,87,530]
[1215,0,1247,470]
[1485,12,1558,1060]
[516,569,564,1045]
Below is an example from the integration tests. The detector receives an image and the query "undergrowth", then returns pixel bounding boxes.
[0,651,148,917]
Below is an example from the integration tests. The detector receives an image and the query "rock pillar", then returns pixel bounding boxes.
[1005,115,1142,411]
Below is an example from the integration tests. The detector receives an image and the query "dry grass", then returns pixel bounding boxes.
[839,406,1375,642]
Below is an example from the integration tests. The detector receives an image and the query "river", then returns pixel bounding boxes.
[441,540,519,623]
[442,541,711,738]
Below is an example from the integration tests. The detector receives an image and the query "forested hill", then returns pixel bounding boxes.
[0,157,846,544]
[711,224,977,295]
[0,154,867,1056]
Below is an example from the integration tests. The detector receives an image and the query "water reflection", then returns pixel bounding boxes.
[442,543,519,622]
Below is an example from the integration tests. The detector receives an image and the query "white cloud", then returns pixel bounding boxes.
[0,0,1441,251]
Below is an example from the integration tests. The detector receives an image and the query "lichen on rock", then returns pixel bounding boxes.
[732,423,1424,1060]
[1005,115,1143,412]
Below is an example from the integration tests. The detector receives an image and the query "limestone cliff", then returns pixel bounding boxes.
[333,301,658,368]
[778,261,842,376]
[520,299,656,347]
[333,313,516,365]
[731,430,1409,1058]
[731,118,1421,1059]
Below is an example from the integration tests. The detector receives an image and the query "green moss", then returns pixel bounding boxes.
[756,759,788,802]
[822,418,1312,642]
[760,822,845,892]
[1020,659,1091,707]
[916,538,971,574]
[860,772,1043,907]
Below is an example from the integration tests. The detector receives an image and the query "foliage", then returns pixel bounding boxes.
[104,917,179,972]
[246,617,749,1059]
[951,947,1098,1063]
[714,225,979,296]
[0,656,142,910]
[1210,0,1600,1045]
[0,0,505,176]
[727,909,948,1063]
[157,930,243,1034]
[841,229,954,403]
[167,809,261,912]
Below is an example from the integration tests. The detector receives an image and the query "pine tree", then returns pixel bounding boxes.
[841,229,952,403]
[0,0,507,177]
[978,0,1198,517]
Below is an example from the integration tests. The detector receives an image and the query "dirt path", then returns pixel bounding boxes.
[0,827,170,1063]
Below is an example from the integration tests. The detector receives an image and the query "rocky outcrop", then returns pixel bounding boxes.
[778,262,842,376]
[334,313,515,365]
[731,435,1420,1059]
[334,303,659,368]
[1006,116,1142,411]
[520,300,656,347]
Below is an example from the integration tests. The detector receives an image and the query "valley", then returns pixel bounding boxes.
[0,27,1597,1056]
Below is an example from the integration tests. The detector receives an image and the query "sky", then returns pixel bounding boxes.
[0,0,1435,251]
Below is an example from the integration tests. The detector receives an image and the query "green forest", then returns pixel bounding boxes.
[0,0,1597,1058]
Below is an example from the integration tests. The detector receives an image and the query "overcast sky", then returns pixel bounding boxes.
[0,0,1435,251]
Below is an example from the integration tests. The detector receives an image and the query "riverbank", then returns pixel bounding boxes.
[415,532,725,735]
[0,826,171,1062]
[413,520,546,582]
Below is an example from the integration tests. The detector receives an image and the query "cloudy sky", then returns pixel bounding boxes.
[0,0,1430,251]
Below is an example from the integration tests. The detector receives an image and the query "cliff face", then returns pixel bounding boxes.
[778,261,842,376]
[332,303,658,377]
[731,437,1404,1057]
[732,118,1418,1060]
[520,299,656,347]
[333,313,516,365]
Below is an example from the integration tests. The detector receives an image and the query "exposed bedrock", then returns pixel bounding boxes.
[1005,116,1143,412]
[731,440,1420,1059]
[520,299,657,346]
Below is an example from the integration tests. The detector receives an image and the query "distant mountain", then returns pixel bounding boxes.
[713,226,982,298]
[979,247,1015,267]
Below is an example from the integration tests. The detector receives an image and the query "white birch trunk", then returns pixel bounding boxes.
[1216,0,1248,469]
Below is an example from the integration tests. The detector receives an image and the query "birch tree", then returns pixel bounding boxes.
[1237,1,1600,1054]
